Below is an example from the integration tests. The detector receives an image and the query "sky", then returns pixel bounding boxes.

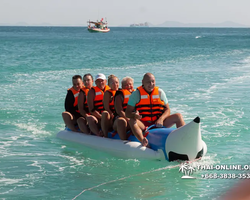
[0,0,250,26]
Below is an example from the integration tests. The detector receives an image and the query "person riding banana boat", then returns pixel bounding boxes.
[86,73,110,136]
[101,75,120,138]
[77,73,94,133]
[59,72,207,161]
[113,76,135,140]
[62,75,84,132]
[125,73,185,147]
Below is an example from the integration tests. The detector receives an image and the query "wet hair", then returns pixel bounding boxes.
[108,74,118,86]
[121,76,134,87]
[83,73,93,80]
[72,75,82,80]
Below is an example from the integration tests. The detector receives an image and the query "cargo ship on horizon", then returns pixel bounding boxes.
[130,22,149,27]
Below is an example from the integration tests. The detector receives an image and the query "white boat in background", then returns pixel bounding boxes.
[57,117,207,161]
[87,18,110,33]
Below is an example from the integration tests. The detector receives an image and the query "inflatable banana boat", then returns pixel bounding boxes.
[56,117,207,161]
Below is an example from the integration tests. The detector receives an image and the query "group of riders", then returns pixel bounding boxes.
[62,72,185,147]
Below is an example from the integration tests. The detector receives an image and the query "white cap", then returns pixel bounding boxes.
[95,73,106,81]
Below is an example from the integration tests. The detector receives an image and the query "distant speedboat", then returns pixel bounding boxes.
[87,18,110,33]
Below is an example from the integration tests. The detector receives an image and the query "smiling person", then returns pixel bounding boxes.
[112,76,135,140]
[62,75,83,132]
[86,73,110,136]
[101,75,119,137]
[125,73,185,147]
[77,73,94,133]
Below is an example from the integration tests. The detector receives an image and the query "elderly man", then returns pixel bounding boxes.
[86,73,110,136]
[101,74,119,137]
[125,73,185,147]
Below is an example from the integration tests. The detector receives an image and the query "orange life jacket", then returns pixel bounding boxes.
[135,86,165,122]
[68,87,81,113]
[92,85,110,113]
[80,87,90,113]
[105,89,117,113]
[114,89,133,112]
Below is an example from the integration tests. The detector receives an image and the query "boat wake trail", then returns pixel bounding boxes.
[72,158,200,200]
[72,164,181,200]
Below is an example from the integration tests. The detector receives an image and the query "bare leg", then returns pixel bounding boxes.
[113,117,129,140]
[128,118,146,143]
[86,115,101,136]
[163,113,185,128]
[101,111,112,138]
[62,112,78,132]
[77,117,90,134]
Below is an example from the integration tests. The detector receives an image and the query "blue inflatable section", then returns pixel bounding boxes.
[108,130,139,141]
[147,127,175,160]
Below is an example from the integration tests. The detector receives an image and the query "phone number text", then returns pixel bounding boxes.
[201,173,250,179]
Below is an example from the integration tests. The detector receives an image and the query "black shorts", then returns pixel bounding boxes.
[74,112,82,120]
[113,115,119,123]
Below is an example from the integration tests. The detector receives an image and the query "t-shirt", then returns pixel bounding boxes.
[127,87,168,107]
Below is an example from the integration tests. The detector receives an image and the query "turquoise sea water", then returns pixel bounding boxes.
[0,26,250,199]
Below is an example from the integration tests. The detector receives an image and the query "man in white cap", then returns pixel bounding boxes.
[86,73,110,136]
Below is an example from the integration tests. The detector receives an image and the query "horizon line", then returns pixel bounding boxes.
[0,20,249,27]
[0,25,249,28]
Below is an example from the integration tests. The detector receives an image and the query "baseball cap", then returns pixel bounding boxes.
[95,73,106,81]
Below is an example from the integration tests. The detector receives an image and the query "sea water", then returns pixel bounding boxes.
[0,26,250,199]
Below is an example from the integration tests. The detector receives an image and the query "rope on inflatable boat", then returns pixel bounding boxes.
[72,158,201,200]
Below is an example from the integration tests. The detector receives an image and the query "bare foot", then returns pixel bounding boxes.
[142,137,148,147]
[98,130,104,137]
